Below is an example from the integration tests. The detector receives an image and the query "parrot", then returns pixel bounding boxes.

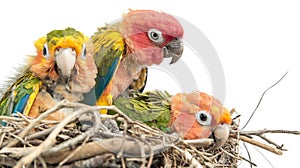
[85,10,184,113]
[0,28,97,122]
[114,90,232,148]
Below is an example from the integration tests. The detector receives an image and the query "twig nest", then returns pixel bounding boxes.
[0,102,299,167]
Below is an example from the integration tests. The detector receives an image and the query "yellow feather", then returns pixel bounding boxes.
[96,92,113,114]
[110,32,124,51]
[96,81,114,114]
[34,32,88,58]
[93,30,124,53]
[23,80,42,116]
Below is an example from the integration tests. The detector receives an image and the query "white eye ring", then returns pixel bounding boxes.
[148,28,164,44]
[42,43,50,58]
[195,110,212,126]
[80,44,87,59]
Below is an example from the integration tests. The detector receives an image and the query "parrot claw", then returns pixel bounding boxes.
[211,123,230,150]
[163,38,183,64]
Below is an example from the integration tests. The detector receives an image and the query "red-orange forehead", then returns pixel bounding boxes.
[171,92,216,113]
[171,93,199,114]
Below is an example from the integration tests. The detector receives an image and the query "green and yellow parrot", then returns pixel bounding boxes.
[85,10,184,113]
[114,90,232,148]
[0,28,97,122]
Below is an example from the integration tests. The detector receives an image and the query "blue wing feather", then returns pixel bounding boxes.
[95,57,120,98]
[13,94,30,114]
[0,72,41,125]
[81,27,124,105]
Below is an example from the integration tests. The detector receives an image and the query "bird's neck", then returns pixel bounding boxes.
[111,54,144,99]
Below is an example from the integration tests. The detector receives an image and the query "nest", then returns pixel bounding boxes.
[0,100,299,168]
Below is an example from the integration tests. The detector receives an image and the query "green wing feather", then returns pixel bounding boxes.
[0,72,41,117]
[114,90,172,131]
[92,26,124,99]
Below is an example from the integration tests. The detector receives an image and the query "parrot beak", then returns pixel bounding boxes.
[55,48,76,81]
[211,123,230,149]
[163,38,184,64]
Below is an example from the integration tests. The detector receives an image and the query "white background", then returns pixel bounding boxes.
[0,1,299,167]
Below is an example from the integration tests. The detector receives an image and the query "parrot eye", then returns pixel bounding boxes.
[195,110,212,126]
[80,44,87,59]
[148,28,164,44]
[42,43,50,58]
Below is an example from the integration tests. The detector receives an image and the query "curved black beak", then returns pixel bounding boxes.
[163,38,183,64]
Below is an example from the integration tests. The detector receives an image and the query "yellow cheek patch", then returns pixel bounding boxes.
[34,37,47,51]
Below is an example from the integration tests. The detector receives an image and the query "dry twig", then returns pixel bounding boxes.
[0,101,299,167]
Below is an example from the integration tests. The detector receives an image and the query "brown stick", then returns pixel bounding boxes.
[241,129,300,135]
[5,100,68,148]
[240,135,283,155]
[58,136,90,166]
[44,138,170,164]
[14,105,100,168]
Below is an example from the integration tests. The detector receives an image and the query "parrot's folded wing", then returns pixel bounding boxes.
[114,90,171,130]
[0,72,41,121]
[92,29,124,99]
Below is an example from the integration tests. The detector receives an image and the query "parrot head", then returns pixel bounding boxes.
[169,91,232,148]
[31,28,97,93]
[121,10,184,65]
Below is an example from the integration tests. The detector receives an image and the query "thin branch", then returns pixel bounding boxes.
[7,132,32,147]
[26,126,57,140]
[108,105,134,123]
[173,145,203,168]
[44,111,102,155]
[240,135,283,155]
[5,100,68,147]
[182,138,214,147]
[242,71,288,130]
[0,116,25,122]
[58,136,90,166]
[145,140,153,168]
[243,142,254,168]
[16,112,33,124]
[258,134,286,151]
[254,147,275,168]
[239,155,257,167]
[37,156,47,168]
[14,105,101,168]
[241,129,300,135]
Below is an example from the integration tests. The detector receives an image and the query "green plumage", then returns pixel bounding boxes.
[0,72,41,117]
[114,90,172,131]
[47,27,84,44]
[91,26,124,99]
